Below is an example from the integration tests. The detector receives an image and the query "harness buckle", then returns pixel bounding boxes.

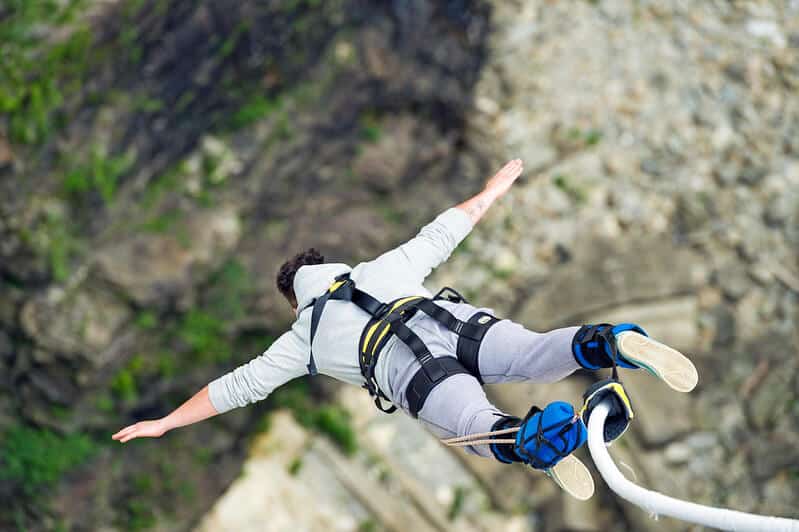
[374,302,391,319]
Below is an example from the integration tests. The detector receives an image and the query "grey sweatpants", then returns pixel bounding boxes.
[376,300,581,457]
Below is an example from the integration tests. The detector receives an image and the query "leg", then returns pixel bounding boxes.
[413,373,508,457]
[477,318,582,385]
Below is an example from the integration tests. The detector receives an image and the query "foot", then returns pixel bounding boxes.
[546,454,595,500]
[616,331,699,392]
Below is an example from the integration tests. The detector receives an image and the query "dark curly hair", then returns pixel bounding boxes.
[276,248,325,307]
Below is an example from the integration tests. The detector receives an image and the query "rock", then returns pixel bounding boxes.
[0,330,11,361]
[746,20,787,48]
[95,207,241,307]
[195,412,378,532]
[0,135,13,168]
[516,236,702,329]
[621,370,695,446]
[748,361,795,430]
[664,441,692,465]
[20,285,131,359]
[716,265,751,300]
[0,283,23,326]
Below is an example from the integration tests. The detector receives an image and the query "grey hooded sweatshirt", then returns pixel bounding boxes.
[207,207,474,414]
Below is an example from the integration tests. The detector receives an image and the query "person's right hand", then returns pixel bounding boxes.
[483,158,524,199]
[112,419,168,443]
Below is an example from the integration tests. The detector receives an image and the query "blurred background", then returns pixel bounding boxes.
[1,0,797,530]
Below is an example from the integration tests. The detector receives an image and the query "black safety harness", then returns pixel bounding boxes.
[305,273,500,417]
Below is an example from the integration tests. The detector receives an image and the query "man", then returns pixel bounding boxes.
[113,159,697,499]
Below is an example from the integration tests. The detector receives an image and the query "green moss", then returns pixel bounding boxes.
[205,259,252,321]
[63,147,134,204]
[584,128,603,146]
[552,173,587,204]
[156,353,177,378]
[111,369,138,403]
[491,266,514,280]
[0,424,98,497]
[135,311,157,330]
[314,406,357,455]
[1,1,91,144]
[288,457,303,476]
[359,113,381,143]
[271,381,358,455]
[218,21,251,58]
[139,210,182,233]
[229,94,282,130]
[448,486,467,521]
[177,310,231,363]
[193,448,214,467]
[132,472,155,494]
[358,519,378,532]
[47,217,74,282]
[134,96,164,113]
[376,203,404,226]
[122,498,156,531]
[95,393,115,413]
[21,207,81,282]
[142,164,184,209]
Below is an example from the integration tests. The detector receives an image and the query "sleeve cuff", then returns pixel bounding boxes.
[208,376,235,415]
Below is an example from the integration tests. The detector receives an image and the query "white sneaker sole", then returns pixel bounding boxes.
[547,454,595,501]
[616,331,699,392]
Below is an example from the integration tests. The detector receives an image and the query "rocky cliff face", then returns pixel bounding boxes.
[1,0,797,531]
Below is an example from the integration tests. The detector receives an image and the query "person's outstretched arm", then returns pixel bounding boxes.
[365,158,525,283]
[456,158,523,224]
[112,330,306,443]
[112,385,218,443]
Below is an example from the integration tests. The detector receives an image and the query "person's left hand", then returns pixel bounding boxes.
[112,419,167,443]
[484,158,524,199]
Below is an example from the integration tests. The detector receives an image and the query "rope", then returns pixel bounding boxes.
[587,401,799,532]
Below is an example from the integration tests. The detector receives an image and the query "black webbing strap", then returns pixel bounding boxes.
[456,311,500,384]
[306,273,501,416]
[414,299,486,340]
[516,410,576,469]
[307,289,336,376]
[358,298,423,414]
[405,356,470,417]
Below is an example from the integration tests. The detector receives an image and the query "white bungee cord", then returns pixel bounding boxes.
[586,400,799,532]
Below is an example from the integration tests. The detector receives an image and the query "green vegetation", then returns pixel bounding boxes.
[217,21,251,58]
[552,173,587,204]
[288,457,304,476]
[0,424,98,497]
[135,311,158,330]
[19,206,81,282]
[358,519,378,532]
[271,380,358,455]
[204,259,252,321]
[448,486,468,521]
[229,94,283,130]
[121,498,157,531]
[359,112,381,143]
[47,214,76,282]
[111,368,138,403]
[1,0,91,144]
[63,147,134,204]
[565,126,602,147]
[177,310,231,363]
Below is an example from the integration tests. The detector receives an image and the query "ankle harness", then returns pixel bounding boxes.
[572,323,647,379]
[305,273,500,416]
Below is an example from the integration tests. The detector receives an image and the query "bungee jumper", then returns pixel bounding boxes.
[112,159,699,500]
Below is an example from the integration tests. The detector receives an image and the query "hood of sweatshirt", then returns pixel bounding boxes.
[293,262,352,312]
